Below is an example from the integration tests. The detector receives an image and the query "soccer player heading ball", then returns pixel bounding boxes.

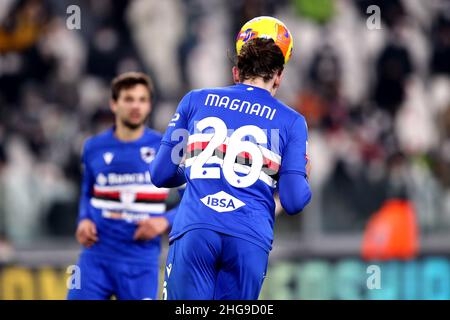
[150,16,311,300]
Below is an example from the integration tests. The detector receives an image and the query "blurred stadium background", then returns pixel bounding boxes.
[0,0,450,299]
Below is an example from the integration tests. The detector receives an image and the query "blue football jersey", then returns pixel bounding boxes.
[79,127,175,263]
[161,83,308,252]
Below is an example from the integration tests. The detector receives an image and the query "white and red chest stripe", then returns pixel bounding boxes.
[90,184,170,214]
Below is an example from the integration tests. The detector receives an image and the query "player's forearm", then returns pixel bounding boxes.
[78,192,93,223]
[279,172,312,215]
[150,144,186,188]
[161,166,186,188]
[77,206,92,223]
[78,183,93,223]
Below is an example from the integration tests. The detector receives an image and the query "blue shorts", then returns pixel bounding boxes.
[163,228,269,300]
[67,252,159,300]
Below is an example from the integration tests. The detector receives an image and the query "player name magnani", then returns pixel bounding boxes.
[205,94,277,120]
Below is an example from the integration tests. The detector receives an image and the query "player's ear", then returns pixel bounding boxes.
[232,66,240,84]
[272,69,284,91]
[109,99,117,114]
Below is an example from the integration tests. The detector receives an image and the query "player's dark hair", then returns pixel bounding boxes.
[237,38,285,82]
[111,72,154,101]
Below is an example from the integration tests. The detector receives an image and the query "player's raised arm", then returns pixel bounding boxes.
[149,92,192,188]
[278,116,312,215]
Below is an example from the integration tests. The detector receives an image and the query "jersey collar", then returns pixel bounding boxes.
[234,83,272,97]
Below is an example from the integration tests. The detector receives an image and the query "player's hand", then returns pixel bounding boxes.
[76,219,98,248]
[274,194,283,217]
[306,154,311,180]
[133,217,169,241]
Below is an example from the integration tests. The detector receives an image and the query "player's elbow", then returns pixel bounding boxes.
[149,163,164,187]
[150,164,184,188]
[280,185,312,215]
[279,172,312,215]
[150,173,168,188]
[151,176,163,188]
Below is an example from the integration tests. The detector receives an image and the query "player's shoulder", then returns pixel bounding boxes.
[186,85,235,98]
[83,127,114,151]
[178,87,231,112]
[272,97,306,126]
[143,127,163,142]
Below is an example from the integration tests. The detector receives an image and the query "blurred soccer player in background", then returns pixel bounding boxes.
[67,72,177,300]
[150,17,311,300]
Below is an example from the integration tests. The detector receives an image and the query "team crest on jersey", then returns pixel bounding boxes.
[200,191,245,213]
[140,147,156,163]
